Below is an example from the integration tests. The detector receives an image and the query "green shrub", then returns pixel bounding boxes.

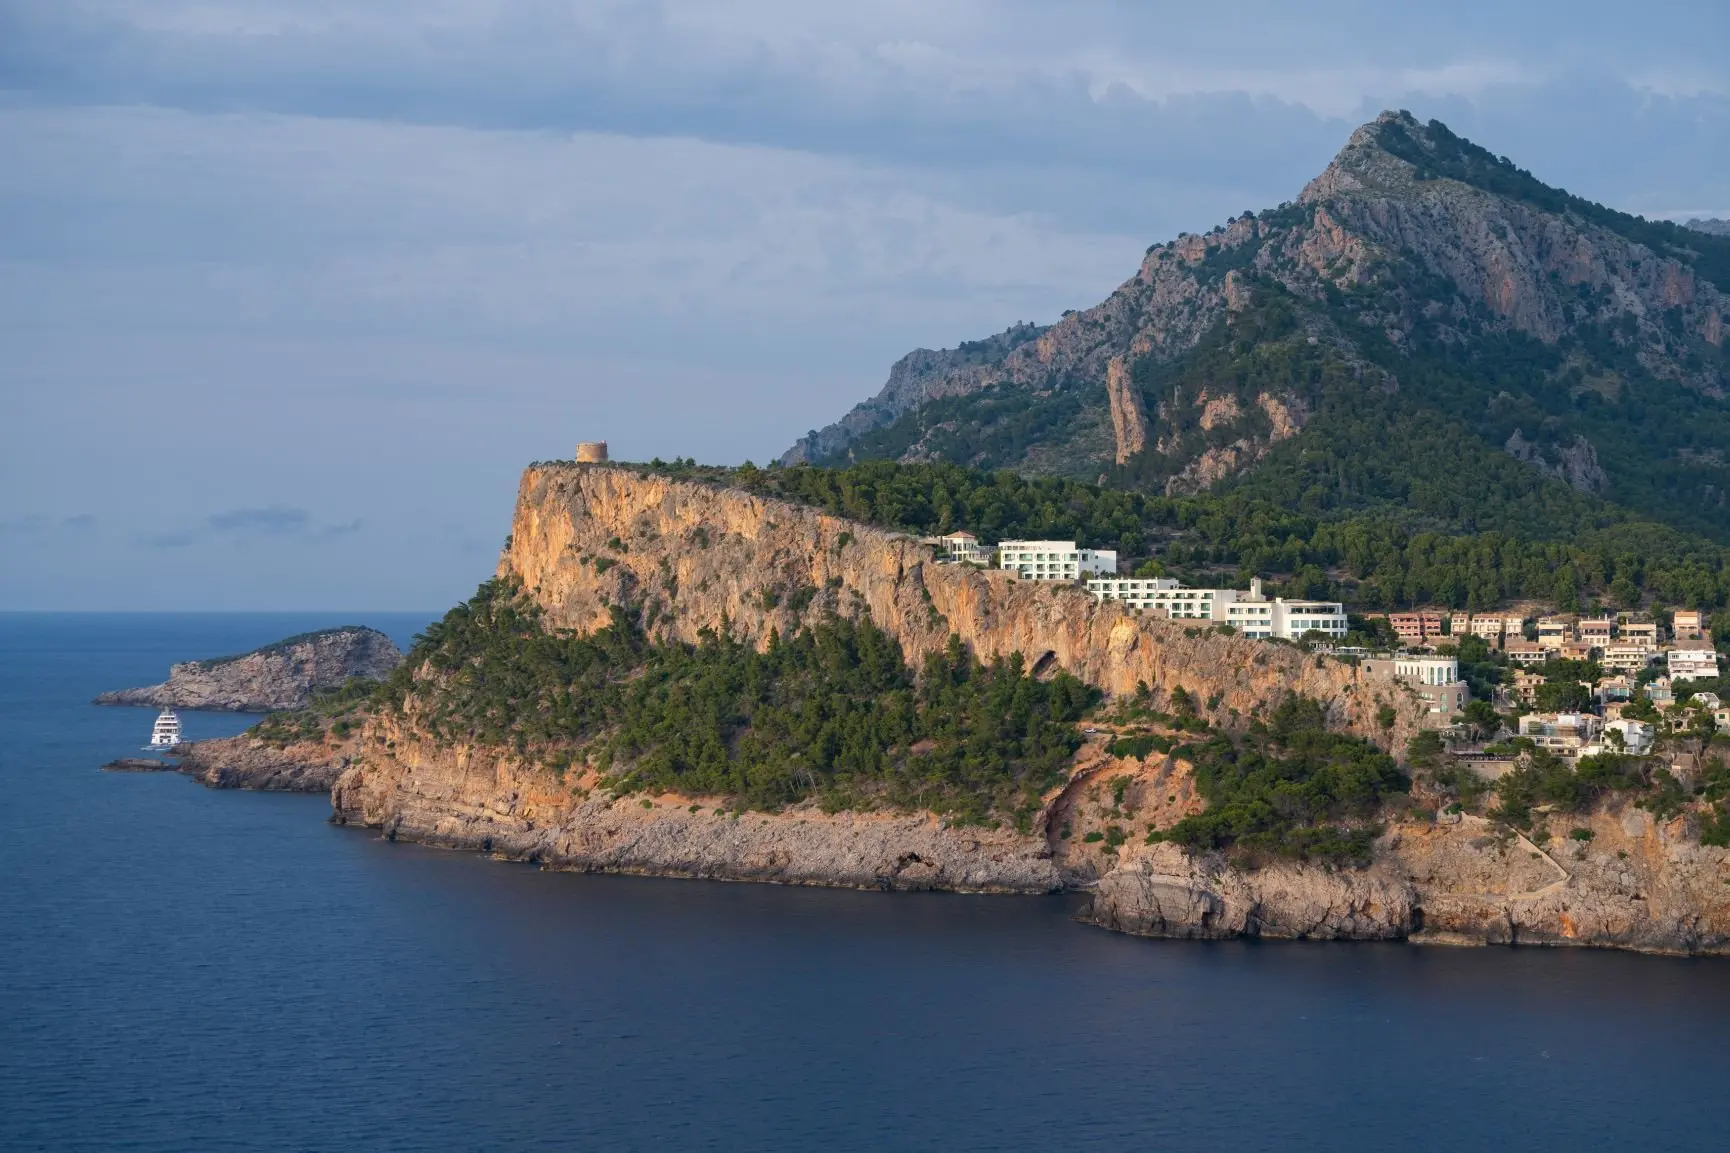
[385,579,1098,822]
[1149,696,1406,864]
[1107,733,1174,761]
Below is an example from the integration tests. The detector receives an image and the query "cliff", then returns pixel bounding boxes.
[498,464,1424,744]
[329,718,1062,891]
[94,627,402,712]
[1087,799,1730,955]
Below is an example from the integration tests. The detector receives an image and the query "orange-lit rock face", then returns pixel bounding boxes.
[501,464,1424,745]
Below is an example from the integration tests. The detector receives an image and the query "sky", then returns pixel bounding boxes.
[2,1,1728,610]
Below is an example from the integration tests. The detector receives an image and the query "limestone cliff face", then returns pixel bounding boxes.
[329,719,1061,892]
[167,734,358,791]
[1105,356,1150,464]
[94,627,401,712]
[1086,799,1730,954]
[500,464,1425,746]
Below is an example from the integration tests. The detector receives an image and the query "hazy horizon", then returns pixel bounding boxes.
[4,0,1727,610]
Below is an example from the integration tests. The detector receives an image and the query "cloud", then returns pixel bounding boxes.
[4,1,1723,188]
[0,513,98,536]
[206,505,310,535]
[133,506,361,548]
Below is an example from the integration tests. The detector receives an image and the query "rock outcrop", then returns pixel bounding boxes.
[103,736,356,791]
[1504,431,1609,493]
[94,627,401,712]
[176,735,359,791]
[1104,355,1150,464]
[1085,801,1730,954]
[780,322,1045,465]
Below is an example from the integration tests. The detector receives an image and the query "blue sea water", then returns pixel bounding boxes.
[2,612,1729,1152]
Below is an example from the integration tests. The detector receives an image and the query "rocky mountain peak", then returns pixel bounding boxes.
[1298,109,1427,202]
[783,112,1730,532]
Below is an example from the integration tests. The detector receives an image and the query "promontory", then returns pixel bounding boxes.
[94,626,402,712]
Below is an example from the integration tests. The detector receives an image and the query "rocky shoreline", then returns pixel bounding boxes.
[163,729,1730,956]
[103,738,356,793]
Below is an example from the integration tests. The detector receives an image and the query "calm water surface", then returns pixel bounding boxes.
[2,612,1728,1152]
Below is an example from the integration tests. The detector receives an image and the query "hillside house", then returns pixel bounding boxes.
[1668,647,1721,682]
[998,541,1117,582]
[1589,718,1656,756]
[1505,642,1548,666]
[1511,669,1546,705]
[1085,579,1227,620]
[1620,620,1659,650]
[1363,654,1468,722]
[1673,610,1707,640]
[1594,675,1636,704]
[1385,611,1446,644]
[1518,712,1602,757]
[932,531,990,564]
[1536,616,1574,649]
[1466,614,1508,643]
[1601,645,1658,673]
[1579,618,1616,646]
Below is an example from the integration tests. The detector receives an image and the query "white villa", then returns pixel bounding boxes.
[932,531,991,564]
[1667,647,1722,682]
[1581,718,1656,757]
[997,540,1118,581]
[1395,655,1460,685]
[1518,712,1603,757]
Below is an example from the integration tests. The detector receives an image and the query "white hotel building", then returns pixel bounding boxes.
[997,540,1118,582]
[1668,647,1722,682]
[1085,576,1348,641]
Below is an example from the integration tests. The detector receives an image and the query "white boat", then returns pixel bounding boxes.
[144,708,183,752]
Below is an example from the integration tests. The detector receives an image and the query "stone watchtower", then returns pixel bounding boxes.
[575,441,609,463]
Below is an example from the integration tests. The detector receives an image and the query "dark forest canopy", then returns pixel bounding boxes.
[631,457,1730,612]
[367,577,1098,826]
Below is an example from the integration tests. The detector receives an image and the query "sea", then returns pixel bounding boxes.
[2,612,1729,1152]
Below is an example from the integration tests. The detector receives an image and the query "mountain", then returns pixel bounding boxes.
[784,111,1730,542]
[1689,218,1730,238]
[94,626,402,712]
